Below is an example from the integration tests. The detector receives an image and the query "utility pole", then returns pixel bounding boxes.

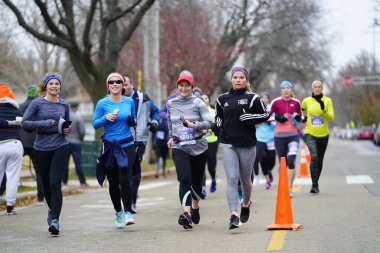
[143,0,161,104]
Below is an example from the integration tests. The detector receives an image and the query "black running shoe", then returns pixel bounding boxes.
[178,212,193,229]
[240,202,251,223]
[229,214,240,230]
[310,187,318,194]
[190,207,200,224]
[48,219,60,236]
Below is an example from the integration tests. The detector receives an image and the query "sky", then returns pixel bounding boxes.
[321,0,377,76]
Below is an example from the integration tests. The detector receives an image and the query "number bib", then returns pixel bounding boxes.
[156,131,166,140]
[177,127,196,146]
[311,116,324,128]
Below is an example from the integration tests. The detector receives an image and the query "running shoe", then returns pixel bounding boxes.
[131,204,137,214]
[265,182,271,190]
[178,212,193,229]
[201,186,207,199]
[229,214,240,230]
[237,185,243,202]
[269,172,273,183]
[253,176,260,186]
[190,207,200,224]
[290,189,294,198]
[310,187,318,194]
[48,219,60,236]
[240,201,251,223]
[124,211,135,225]
[47,209,52,226]
[6,206,16,215]
[210,180,217,193]
[115,211,125,229]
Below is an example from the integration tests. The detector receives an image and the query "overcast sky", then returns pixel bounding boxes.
[321,0,377,75]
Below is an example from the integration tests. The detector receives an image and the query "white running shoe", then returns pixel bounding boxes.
[124,211,135,225]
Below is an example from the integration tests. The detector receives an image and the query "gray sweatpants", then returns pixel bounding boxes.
[221,143,256,211]
[0,140,23,206]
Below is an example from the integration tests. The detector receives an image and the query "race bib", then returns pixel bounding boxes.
[156,131,165,140]
[311,116,324,128]
[177,127,196,146]
[266,140,275,150]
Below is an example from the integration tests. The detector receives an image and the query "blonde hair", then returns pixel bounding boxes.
[246,82,252,92]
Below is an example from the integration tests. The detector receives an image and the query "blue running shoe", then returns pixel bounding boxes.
[210,180,217,193]
[115,211,125,229]
[201,186,207,199]
[237,185,243,202]
[124,211,135,226]
[47,209,52,226]
[48,219,60,236]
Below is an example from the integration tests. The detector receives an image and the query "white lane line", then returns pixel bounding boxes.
[346,175,374,184]
[139,181,174,190]
[294,178,312,185]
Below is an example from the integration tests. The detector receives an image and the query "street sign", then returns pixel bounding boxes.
[343,75,353,87]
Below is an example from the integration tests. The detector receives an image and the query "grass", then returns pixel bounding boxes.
[17,185,37,193]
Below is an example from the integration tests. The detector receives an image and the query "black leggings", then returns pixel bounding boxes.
[107,145,136,213]
[202,141,218,186]
[172,149,208,206]
[34,145,69,220]
[274,135,299,169]
[304,134,329,187]
[253,141,276,176]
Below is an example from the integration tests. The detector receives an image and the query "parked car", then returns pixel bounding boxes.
[373,125,380,146]
[356,126,373,140]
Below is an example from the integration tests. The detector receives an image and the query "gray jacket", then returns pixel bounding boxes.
[66,111,85,144]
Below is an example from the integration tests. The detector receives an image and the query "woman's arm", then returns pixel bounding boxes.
[92,100,107,129]
[21,100,55,130]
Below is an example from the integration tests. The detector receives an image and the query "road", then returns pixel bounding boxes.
[0,138,379,252]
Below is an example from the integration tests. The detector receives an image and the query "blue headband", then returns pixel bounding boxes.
[43,73,63,90]
[231,67,249,80]
[280,80,293,91]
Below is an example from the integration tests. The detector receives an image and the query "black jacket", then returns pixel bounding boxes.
[19,97,37,148]
[215,88,269,147]
[0,98,21,141]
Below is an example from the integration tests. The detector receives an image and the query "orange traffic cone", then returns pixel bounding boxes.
[297,144,311,178]
[266,157,303,230]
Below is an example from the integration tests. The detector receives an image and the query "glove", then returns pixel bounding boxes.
[275,114,288,123]
[127,116,136,127]
[293,114,301,122]
[0,119,9,128]
[302,116,307,123]
[211,123,220,136]
[147,122,158,133]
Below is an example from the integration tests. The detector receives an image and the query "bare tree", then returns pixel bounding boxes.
[2,0,156,105]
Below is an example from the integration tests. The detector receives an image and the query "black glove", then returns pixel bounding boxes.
[302,116,307,123]
[62,120,72,129]
[127,116,136,127]
[294,114,301,122]
[275,114,288,123]
[147,122,158,133]
[211,122,220,136]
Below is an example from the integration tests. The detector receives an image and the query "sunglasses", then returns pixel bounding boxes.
[108,80,123,85]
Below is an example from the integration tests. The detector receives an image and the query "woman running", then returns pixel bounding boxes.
[253,92,276,190]
[269,80,302,198]
[301,80,334,194]
[167,70,211,229]
[22,73,70,236]
[93,72,136,229]
[201,94,219,194]
[215,67,269,230]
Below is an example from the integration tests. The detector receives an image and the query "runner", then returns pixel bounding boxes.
[253,92,276,190]
[93,72,136,229]
[123,74,159,213]
[269,80,302,198]
[301,80,334,194]
[22,73,70,236]
[215,67,269,230]
[201,94,219,193]
[166,70,211,229]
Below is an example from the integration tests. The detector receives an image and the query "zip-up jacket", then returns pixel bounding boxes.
[215,88,269,147]
[130,88,160,142]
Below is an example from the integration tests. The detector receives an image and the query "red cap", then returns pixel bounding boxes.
[177,72,194,86]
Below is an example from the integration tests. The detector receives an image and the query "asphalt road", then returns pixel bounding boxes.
[0,138,379,253]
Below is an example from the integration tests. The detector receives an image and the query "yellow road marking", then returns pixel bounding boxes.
[292,186,301,192]
[267,230,286,251]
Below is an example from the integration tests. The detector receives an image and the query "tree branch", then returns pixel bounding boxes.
[34,0,68,39]
[105,0,143,24]
[2,0,71,48]
[83,0,99,55]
